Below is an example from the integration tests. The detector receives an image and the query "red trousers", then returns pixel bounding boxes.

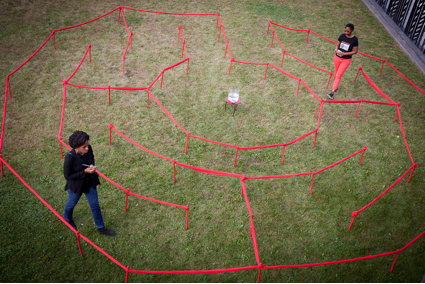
[332,55,352,91]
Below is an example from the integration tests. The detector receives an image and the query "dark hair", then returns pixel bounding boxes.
[346,23,354,31]
[69,131,90,149]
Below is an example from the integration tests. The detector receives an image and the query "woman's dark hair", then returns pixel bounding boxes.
[69,131,90,149]
[346,23,354,31]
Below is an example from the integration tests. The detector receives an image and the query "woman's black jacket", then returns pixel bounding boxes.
[63,145,100,195]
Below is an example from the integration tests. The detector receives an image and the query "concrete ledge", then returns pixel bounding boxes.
[362,0,425,75]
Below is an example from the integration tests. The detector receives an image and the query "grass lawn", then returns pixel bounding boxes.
[0,0,424,282]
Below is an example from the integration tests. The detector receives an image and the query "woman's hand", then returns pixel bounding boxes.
[84,165,96,174]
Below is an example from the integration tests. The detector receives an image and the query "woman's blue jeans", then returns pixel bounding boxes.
[63,187,105,228]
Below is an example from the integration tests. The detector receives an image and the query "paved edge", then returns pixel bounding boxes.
[362,0,425,75]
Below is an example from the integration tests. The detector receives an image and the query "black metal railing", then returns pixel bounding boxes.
[374,0,425,53]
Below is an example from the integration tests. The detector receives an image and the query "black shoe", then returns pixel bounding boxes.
[97,227,115,236]
[67,220,78,231]
[327,93,334,100]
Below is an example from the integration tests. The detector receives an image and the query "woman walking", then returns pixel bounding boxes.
[327,23,358,100]
[63,130,115,236]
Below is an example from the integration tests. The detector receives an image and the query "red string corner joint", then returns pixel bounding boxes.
[359,67,362,70]
[88,44,91,48]
[108,123,113,128]
[397,102,401,106]
[62,80,68,86]
[364,146,367,150]
[178,25,182,29]
[184,205,189,210]
[351,211,358,217]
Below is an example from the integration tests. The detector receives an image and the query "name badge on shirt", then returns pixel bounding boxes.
[340,41,350,51]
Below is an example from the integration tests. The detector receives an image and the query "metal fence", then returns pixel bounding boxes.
[375,0,425,53]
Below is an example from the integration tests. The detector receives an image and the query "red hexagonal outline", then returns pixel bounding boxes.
[0,6,423,282]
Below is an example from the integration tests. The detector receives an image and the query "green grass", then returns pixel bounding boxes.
[0,0,424,282]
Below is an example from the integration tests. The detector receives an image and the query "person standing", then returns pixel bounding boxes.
[327,23,358,100]
[63,130,115,236]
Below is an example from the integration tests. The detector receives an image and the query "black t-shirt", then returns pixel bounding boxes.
[336,34,358,59]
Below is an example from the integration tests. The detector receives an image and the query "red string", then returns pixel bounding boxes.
[185,133,190,154]
[390,250,399,273]
[185,206,189,230]
[108,86,111,105]
[7,77,11,98]
[173,161,176,183]
[76,232,83,255]
[310,174,314,195]
[0,155,3,178]
[66,45,91,82]
[257,266,263,283]
[58,82,67,142]
[326,72,332,89]
[233,147,239,168]
[1,8,423,281]
[354,67,361,83]
[379,60,385,76]
[359,146,367,165]
[109,124,113,145]
[281,145,286,164]
[60,138,63,160]
[270,22,424,94]
[296,79,301,96]
[407,163,417,183]
[313,104,320,118]
[125,189,130,212]
[355,101,361,118]
[351,163,416,224]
